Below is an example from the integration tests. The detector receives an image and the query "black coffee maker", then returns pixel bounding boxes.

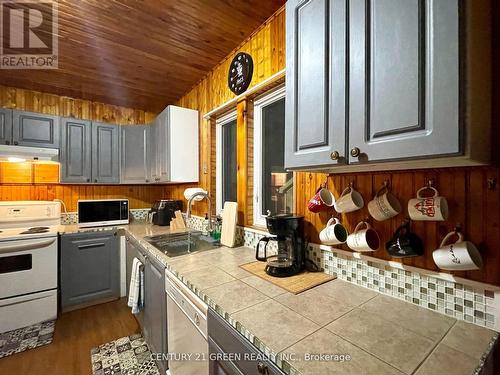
[255,214,305,277]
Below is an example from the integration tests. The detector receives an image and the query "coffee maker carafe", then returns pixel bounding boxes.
[255,214,305,277]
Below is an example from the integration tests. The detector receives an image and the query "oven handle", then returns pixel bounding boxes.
[77,242,106,250]
[0,238,56,254]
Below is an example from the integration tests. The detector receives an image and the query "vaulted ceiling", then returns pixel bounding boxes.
[0,0,285,112]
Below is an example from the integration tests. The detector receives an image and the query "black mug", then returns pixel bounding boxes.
[386,221,424,258]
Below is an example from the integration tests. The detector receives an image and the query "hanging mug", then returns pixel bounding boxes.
[334,186,364,213]
[386,221,424,258]
[368,184,402,221]
[408,186,448,221]
[319,217,348,245]
[346,221,380,252]
[432,231,483,271]
[308,186,335,213]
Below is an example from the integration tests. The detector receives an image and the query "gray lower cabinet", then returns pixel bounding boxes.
[60,231,120,312]
[121,125,150,184]
[60,117,92,183]
[208,308,285,375]
[348,0,459,163]
[92,122,120,183]
[125,235,167,373]
[0,108,13,145]
[12,110,60,148]
[285,0,347,169]
[144,255,167,374]
[285,0,462,170]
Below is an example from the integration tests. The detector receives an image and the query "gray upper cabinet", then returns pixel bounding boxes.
[283,0,486,172]
[12,110,60,148]
[348,0,459,164]
[60,231,120,312]
[60,117,92,183]
[285,0,346,169]
[91,122,120,183]
[121,125,150,184]
[0,108,13,145]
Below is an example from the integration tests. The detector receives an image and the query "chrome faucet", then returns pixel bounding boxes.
[186,191,213,232]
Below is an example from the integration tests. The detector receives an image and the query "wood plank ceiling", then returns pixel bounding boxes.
[0,0,285,113]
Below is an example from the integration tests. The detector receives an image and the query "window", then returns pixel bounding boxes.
[253,86,293,226]
[216,111,237,214]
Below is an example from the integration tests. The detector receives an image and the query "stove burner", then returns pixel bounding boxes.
[20,226,50,234]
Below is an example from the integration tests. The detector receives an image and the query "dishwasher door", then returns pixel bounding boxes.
[166,274,208,375]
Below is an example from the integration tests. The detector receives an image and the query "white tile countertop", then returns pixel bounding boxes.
[60,223,499,375]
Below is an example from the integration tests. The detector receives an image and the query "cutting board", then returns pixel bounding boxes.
[220,201,238,247]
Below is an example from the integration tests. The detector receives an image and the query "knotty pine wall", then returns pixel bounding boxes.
[175,6,500,286]
[0,85,196,211]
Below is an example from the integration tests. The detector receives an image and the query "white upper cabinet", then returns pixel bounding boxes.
[152,105,199,183]
[285,0,492,172]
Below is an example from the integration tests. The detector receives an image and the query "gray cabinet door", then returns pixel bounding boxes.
[121,125,150,184]
[12,110,60,148]
[144,256,167,374]
[208,308,285,375]
[150,118,160,183]
[0,108,12,145]
[60,231,120,311]
[91,122,120,183]
[285,0,346,169]
[348,0,460,164]
[60,117,92,183]
[156,108,169,182]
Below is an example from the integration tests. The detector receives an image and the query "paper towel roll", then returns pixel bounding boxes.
[184,188,207,202]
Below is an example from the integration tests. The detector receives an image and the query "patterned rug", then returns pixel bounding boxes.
[91,333,160,375]
[0,320,55,359]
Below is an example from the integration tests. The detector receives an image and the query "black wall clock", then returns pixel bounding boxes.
[228,52,253,95]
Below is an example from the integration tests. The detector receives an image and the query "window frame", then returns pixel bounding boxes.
[252,85,289,227]
[215,110,238,215]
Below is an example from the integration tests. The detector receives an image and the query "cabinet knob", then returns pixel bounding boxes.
[257,362,269,375]
[350,147,361,158]
[330,151,340,160]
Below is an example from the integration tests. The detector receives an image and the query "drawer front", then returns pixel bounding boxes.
[207,308,285,375]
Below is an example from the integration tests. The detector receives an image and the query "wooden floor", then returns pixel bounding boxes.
[0,298,139,375]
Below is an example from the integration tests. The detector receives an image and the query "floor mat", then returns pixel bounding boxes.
[0,320,55,359]
[91,333,160,375]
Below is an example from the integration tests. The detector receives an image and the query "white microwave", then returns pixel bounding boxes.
[78,199,129,227]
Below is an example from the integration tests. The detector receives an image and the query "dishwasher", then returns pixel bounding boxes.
[165,268,209,375]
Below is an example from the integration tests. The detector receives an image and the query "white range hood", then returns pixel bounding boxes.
[0,145,59,161]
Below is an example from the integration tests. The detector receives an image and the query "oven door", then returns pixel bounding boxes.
[0,236,58,299]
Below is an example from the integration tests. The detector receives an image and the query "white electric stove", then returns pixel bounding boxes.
[0,201,61,333]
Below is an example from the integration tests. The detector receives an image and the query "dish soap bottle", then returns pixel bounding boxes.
[202,213,209,236]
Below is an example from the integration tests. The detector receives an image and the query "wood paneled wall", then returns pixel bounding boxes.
[0,85,196,210]
[176,7,285,217]
[175,6,500,286]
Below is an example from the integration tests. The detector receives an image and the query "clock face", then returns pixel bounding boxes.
[228,52,253,95]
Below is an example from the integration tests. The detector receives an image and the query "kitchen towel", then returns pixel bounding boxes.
[127,258,144,314]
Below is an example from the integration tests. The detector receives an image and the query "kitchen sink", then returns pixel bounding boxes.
[144,230,220,257]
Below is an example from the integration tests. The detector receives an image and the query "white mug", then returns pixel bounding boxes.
[319,218,348,245]
[346,221,380,252]
[368,185,402,221]
[334,186,364,213]
[408,187,448,221]
[432,232,483,271]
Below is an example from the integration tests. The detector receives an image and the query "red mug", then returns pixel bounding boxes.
[308,187,335,213]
